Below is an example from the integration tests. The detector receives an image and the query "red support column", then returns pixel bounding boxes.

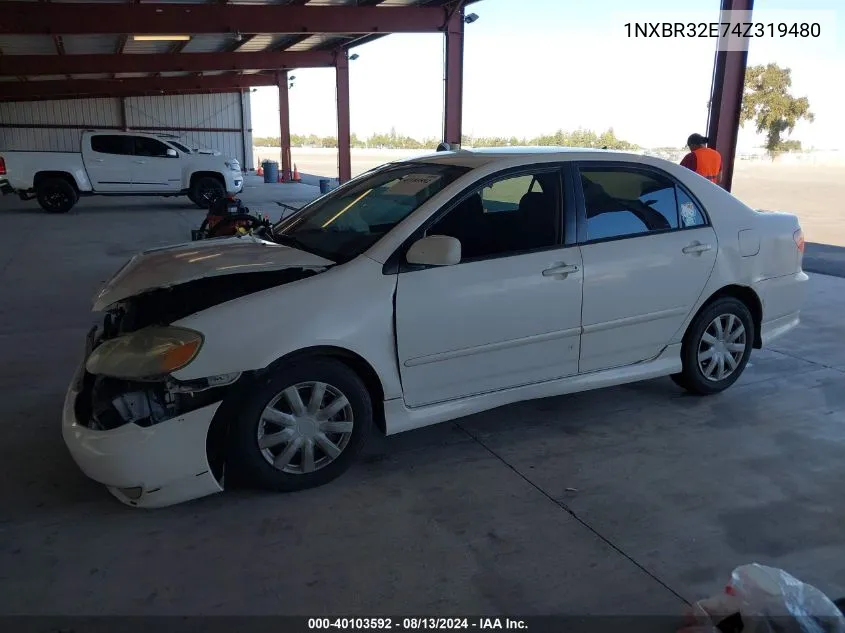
[336,51,351,183]
[706,0,754,192]
[443,8,464,148]
[277,70,292,182]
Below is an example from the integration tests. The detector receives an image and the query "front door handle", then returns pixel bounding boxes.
[682,242,712,255]
[133,160,147,164]
[542,263,579,278]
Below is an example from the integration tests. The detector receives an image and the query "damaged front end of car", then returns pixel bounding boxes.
[68,266,324,503]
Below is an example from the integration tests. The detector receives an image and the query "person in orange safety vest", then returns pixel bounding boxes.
[680,133,722,185]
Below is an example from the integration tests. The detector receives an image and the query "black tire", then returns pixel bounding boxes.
[190,176,225,209]
[36,177,77,213]
[672,297,754,395]
[227,358,373,492]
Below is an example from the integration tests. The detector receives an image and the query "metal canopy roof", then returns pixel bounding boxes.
[0,0,478,101]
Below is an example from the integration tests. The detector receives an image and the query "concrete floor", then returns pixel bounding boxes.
[1,182,845,619]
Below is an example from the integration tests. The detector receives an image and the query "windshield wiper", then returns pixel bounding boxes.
[272,232,313,253]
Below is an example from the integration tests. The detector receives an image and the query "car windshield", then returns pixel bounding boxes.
[169,141,191,153]
[271,163,470,262]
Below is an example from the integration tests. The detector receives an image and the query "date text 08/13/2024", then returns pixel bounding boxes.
[308,618,528,631]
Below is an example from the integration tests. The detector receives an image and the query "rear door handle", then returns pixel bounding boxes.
[542,263,579,277]
[682,242,712,255]
[92,158,104,163]
[133,160,147,164]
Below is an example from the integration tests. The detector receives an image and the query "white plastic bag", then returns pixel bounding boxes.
[679,563,845,633]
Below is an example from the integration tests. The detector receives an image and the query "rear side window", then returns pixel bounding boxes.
[580,168,679,241]
[90,135,132,155]
[677,187,707,228]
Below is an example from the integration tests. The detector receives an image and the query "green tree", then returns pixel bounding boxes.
[273,129,638,151]
[741,63,814,159]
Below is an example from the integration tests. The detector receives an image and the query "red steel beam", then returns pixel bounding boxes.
[336,51,351,183]
[0,50,336,76]
[0,122,243,133]
[0,72,278,101]
[277,70,292,182]
[706,0,753,192]
[0,3,449,35]
[443,7,464,146]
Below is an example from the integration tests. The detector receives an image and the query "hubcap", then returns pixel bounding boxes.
[697,313,747,382]
[256,381,354,475]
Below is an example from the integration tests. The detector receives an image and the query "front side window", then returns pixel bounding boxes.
[428,170,561,260]
[90,135,131,155]
[272,163,470,263]
[169,141,191,154]
[480,174,539,213]
[580,168,679,241]
[133,136,172,158]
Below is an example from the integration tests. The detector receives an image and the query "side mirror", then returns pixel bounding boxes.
[406,235,461,267]
[166,148,178,158]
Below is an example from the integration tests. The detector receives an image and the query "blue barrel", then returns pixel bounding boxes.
[262,160,279,183]
[319,178,331,194]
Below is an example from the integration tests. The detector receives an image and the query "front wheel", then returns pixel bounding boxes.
[672,297,754,395]
[227,358,373,492]
[189,176,225,209]
[36,178,77,213]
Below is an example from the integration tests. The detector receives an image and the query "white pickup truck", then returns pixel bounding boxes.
[0,130,243,213]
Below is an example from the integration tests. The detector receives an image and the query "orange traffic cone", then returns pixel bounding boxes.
[256,165,263,177]
[292,164,301,183]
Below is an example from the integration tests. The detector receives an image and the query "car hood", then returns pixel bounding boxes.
[94,235,334,311]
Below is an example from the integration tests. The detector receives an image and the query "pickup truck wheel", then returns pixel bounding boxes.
[36,178,77,214]
[190,177,225,209]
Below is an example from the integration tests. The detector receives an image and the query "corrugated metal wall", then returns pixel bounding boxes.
[0,98,121,151]
[0,91,254,169]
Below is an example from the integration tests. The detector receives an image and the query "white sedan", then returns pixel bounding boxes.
[62,147,808,508]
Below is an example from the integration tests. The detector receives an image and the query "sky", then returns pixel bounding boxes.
[249,0,845,150]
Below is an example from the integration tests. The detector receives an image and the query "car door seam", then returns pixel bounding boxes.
[403,326,583,368]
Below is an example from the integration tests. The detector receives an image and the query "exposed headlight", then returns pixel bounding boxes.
[86,326,203,379]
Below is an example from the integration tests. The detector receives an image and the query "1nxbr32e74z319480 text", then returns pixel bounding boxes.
[624,21,821,39]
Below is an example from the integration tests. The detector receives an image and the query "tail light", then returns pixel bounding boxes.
[793,228,805,253]
[0,157,6,176]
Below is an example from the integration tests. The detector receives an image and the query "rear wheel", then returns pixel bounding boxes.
[36,177,77,213]
[190,176,225,209]
[672,297,754,395]
[227,358,373,492]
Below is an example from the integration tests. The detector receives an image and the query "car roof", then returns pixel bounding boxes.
[404,146,650,169]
